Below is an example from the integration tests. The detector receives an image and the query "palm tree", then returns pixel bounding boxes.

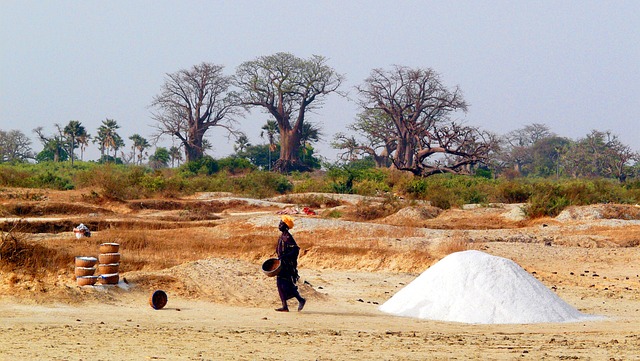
[129,134,150,165]
[149,147,170,169]
[96,119,122,162]
[169,145,183,168]
[260,120,279,171]
[299,122,322,162]
[233,133,251,154]
[63,120,87,166]
[77,132,91,161]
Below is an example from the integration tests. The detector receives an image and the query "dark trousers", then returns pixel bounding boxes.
[276,276,303,308]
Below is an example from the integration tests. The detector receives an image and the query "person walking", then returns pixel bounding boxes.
[274,215,306,312]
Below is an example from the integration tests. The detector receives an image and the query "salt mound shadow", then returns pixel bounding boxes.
[379,250,599,324]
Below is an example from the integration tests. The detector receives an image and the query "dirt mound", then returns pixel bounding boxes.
[382,206,442,226]
[125,257,326,307]
[557,204,640,221]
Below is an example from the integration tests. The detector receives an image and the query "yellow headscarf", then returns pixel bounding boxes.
[281,215,294,229]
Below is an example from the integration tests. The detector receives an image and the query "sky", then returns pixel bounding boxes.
[1,0,639,163]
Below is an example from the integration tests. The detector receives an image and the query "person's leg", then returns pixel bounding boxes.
[297,295,306,311]
[275,278,289,311]
[290,282,306,311]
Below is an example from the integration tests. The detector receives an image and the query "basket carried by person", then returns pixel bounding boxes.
[262,258,281,277]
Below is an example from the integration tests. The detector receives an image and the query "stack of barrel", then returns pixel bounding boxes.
[98,243,120,285]
[75,256,98,286]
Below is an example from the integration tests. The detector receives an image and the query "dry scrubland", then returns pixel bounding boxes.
[1,187,640,360]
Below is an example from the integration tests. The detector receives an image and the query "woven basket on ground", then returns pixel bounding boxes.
[99,243,120,253]
[75,267,96,277]
[99,273,119,285]
[75,256,97,268]
[98,253,120,264]
[98,263,119,275]
[76,275,98,286]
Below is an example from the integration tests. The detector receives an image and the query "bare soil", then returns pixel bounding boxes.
[1,188,639,360]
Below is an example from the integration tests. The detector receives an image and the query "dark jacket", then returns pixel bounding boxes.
[276,231,299,281]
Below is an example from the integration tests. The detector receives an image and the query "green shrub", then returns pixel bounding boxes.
[524,181,569,218]
[424,185,458,209]
[353,195,403,220]
[292,177,331,193]
[0,166,31,187]
[34,171,74,190]
[139,174,166,195]
[404,178,428,198]
[233,171,293,198]
[279,194,343,208]
[324,209,342,218]
[496,180,532,203]
[525,193,569,218]
[183,173,234,193]
[217,156,255,174]
[180,156,219,176]
[352,179,390,196]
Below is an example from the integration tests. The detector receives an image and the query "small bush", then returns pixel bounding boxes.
[0,231,70,274]
[524,181,570,218]
[424,185,457,210]
[33,171,73,190]
[324,209,342,218]
[292,177,331,193]
[279,194,343,208]
[496,180,532,203]
[234,171,293,198]
[352,179,390,196]
[353,196,403,221]
[434,233,470,256]
[180,156,219,176]
[217,156,255,175]
[0,166,32,187]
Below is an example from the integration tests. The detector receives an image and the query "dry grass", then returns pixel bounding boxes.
[127,199,249,212]
[432,232,472,258]
[2,186,639,305]
[0,230,72,274]
[350,198,404,221]
[0,202,112,216]
[295,228,435,273]
[91,228,276,273]
[572,224,640,248]
[600,204,640,220]
[278,194,344,208]
[0,189,47,201]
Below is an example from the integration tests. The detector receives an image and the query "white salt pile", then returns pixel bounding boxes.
[379,250,598,324]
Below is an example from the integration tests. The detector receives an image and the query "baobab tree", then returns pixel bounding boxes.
[500,123,555,174]
[33,126,67,162]
[355,65,495,176]
[0,129,34,163]
[150,62,242,162]
[235,52,344,172]
[332,109,396,167]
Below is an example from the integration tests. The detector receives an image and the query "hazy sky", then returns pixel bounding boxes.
[1,0,639,162]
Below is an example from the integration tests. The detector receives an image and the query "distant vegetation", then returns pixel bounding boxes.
[1,159,638,219]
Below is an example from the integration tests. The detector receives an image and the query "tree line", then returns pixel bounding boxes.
[1,52,638,180]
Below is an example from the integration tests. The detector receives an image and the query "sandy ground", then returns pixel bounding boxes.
[1,191,640,360]
[2,242,640,361]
